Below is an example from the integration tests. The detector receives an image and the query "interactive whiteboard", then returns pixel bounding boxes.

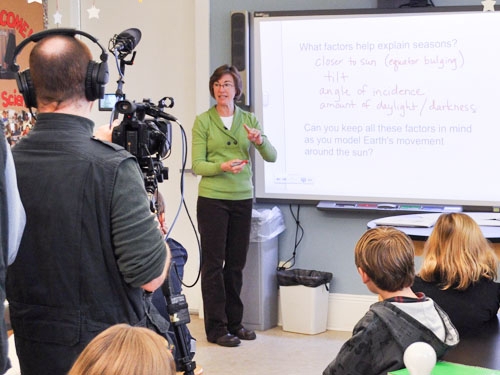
[252,7,500,209]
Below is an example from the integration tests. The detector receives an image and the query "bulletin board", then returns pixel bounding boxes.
[0,0,46,145]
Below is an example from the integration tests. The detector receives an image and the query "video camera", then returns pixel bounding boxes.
[111,97,174,194]
[104,28,178,196]
[106,28,196,375]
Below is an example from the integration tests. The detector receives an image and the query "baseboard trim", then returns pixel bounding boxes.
[192,292,378,333]
[326,293,378,331]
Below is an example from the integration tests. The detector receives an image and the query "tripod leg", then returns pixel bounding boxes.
[162,263,197,375]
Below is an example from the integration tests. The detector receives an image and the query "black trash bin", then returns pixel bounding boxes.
[277,268,332,288]
[277,268,333,334]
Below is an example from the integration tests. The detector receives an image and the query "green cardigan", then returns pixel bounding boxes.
[192,105,277,200]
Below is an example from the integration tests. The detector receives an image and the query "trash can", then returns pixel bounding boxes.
[277,269,333,334]
[241,207,286,331]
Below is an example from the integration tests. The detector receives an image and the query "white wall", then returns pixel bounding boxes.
[46,0,209,312]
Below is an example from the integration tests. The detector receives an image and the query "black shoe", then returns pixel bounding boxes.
[213,333,240,347]
[232,327,256,340]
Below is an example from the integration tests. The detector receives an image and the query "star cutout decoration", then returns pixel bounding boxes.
[53,10,62,25]
[27,0,43,3]
[87,5,100,19]
[482,0,496,11]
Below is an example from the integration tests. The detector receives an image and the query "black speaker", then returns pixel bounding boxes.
[9,28,109,109]
[231,11,250,107]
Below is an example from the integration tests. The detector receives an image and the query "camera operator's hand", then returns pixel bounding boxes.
[94,119,120,142]
[157,209,168,235]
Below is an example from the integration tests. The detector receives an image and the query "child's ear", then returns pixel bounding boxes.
[357,267,371,284]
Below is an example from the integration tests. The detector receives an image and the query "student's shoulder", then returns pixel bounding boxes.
[475,278,500,300]
[412,276,441,293]
[352,304,386,333]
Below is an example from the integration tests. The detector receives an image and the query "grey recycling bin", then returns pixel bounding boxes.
[241,207,285,331]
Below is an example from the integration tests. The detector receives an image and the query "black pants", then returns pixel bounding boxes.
[197,196,252,342]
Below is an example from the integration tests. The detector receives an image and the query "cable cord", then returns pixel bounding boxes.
[277,204,304,270]
[164,121,202,290]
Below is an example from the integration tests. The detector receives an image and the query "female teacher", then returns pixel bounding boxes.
[192,64,277,347]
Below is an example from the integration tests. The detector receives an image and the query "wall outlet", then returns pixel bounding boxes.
[278,261,287,268]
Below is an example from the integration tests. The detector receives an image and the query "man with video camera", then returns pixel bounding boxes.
[6,30,171,375]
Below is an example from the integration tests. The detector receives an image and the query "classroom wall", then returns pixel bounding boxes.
[44,0,209,311]
[210,0,481,297]
[41,0,482,315]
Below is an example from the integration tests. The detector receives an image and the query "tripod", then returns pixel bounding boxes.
[162,262,197,375]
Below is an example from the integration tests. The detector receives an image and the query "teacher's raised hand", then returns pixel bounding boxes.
[243,124,262,145]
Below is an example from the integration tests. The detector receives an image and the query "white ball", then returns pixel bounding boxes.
[403,342,437,375]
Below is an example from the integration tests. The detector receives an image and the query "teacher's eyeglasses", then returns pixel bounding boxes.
[213,82,234,89]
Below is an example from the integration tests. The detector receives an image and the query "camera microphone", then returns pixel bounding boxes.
[111,28,142,54]
[115,99,178,122]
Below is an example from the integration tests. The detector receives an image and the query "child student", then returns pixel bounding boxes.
[323,226,459,375]
[413,212,500,336]
[68,324,176,375]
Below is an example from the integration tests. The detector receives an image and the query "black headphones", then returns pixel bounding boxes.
[9,28,109,109]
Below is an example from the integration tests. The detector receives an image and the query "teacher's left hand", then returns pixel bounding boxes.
[244,124,263,145]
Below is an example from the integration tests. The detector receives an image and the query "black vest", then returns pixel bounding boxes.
[7,113,170,375]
